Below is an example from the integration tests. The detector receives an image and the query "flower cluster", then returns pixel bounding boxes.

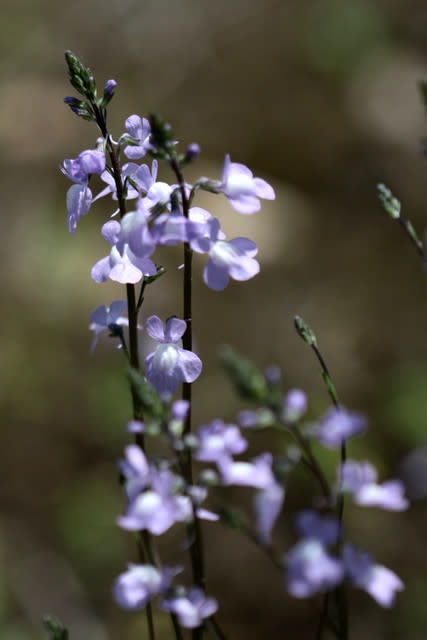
[61,52,409,637]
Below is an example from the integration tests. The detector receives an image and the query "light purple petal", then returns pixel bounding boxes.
[91,256,112,283]
[203,260,229,291]
[228,255,260,281]
[145,316,166,342]
[164,317,187,343]
[228,194,262,214]
[176,349,203,383]
[101,220,121,245]
[228,237,258,256]
[254,177,275,199]
[66,184,92,233]
[255,482,285,546]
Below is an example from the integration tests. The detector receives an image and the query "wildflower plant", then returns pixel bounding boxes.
[54,50,410,640]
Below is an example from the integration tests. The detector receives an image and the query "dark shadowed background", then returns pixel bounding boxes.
[1,0,427,638]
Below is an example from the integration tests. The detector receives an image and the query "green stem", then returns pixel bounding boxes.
[309,342,348,640]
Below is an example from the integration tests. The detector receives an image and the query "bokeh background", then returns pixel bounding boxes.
[1,0,427,638]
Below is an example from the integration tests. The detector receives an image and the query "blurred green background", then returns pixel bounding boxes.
[1,0,427,638]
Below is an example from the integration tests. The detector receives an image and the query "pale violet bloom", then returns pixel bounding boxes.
[119,444,151,501]
[217,452,276,489]
[286,538,343,598]
[171,399,190,421]
[89,299,128,352]
[191,218,259,291]
[91,213,157,285]
[161,587,218,628]
[220,154,275,214]
[118,468,193,535]
[113,563,178,610]
[66,184,92,233]
[307,407,367,449]
[61,149,105,184]
[343,545,404,607]
[144,181,173,210]
[340,461,408,511]
[61,149,106,233]
[282,389,307,422]
[145,316,202,396]
[285,510,343,597]
[195,419,247,463]
[124,114,151,159]
[117,468,215,535]
[94,161,158,204]
[254,481,285,546]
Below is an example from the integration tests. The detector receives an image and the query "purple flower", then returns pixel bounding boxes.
[161,587,218,628]
[307,407,367,449]
[254,481,285,546]
[66,184,92,234]
[94,161,157,204]
[103,79,117,97]
[113,563,177,610]
[124,115,151,159]
[220,154,275,214]
[117,467,215,535]
[217,452,276,489]
[340,461,409,511]
[171,400,190,421]
[119,444,151,502]
[191,218,259,291]
[195,420,247,463]
[117,468,192,535]
[282,389,307,422]
[61,149,106,233]
[286,539,344,598]
[91,213,157,285]
[144,316,202,397]
[61,149,106,184]
[343,545,404,607]
[89,300,128,352]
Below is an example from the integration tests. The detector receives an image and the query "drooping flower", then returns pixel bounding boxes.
[220,154,275,214]
[119,444,151,501]
[343,545,404,607]
[113,563,178,610]
[144,316,202,396]
[161,587,218,628]
[254,481,285,546]
[307,407,367,449]
[61,149,106,184]
[340,461,408,511]
[123,115,151,159]
[61,149,106,233]
[191,218,259,291]
[89,299,128,352]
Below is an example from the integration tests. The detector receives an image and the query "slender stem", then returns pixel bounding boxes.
[310,341,348,640]
[170,157,193,436]
[170,614,184,640]
[209,616,228,640]
[396,216,423,257]
[170,156,207,640]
